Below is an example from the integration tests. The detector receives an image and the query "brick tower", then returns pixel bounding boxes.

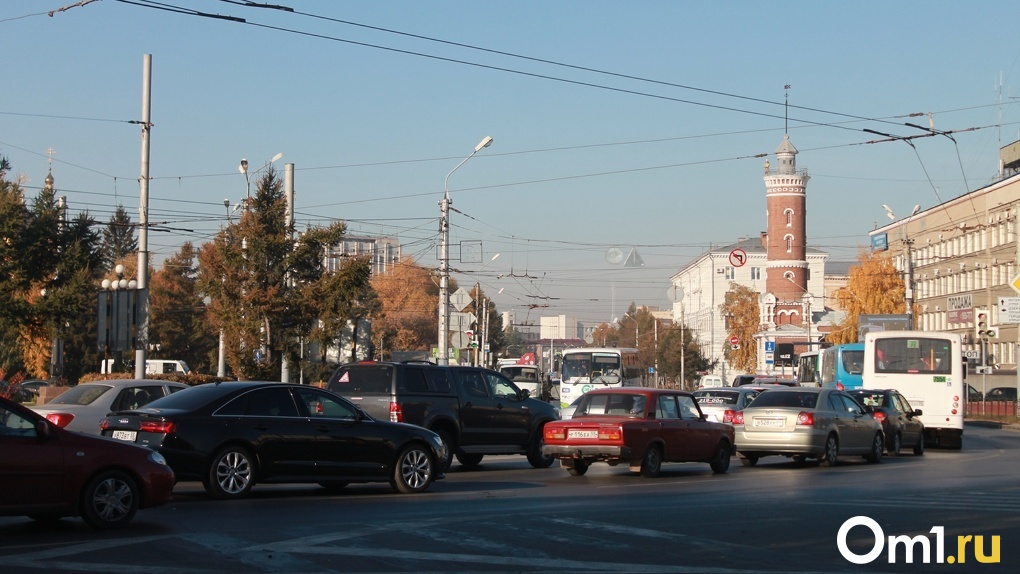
[761,134,811,359]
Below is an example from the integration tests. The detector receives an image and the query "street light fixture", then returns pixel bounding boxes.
[438,136,494,366]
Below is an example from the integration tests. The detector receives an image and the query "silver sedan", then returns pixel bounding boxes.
[732,387,884,467]
[32,379,189,435]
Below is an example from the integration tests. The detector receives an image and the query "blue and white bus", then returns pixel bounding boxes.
[558,347,641,408]
[820,343,864,390]
[863,331,965,449]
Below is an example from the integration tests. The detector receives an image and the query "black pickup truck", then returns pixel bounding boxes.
[327,361,559,470]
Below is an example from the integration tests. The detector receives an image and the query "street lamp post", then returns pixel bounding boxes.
[438,136,493,366]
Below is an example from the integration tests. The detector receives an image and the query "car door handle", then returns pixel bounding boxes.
[254,424,269,431]
[496,403,504,409]
[316,425,332,433]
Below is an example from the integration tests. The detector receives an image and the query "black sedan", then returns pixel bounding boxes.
[846,389,925,456]
[100,382,447,498]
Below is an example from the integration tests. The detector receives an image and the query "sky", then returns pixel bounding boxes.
[4,1,1020,329]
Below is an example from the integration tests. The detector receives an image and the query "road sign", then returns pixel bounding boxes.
[450,288,472,312]
[962,349,980,360]
[728,248,747,267]
[998,297,1020,324]
[1011,273,1020,295]
[729,335,740,345]
[764,341,775,353]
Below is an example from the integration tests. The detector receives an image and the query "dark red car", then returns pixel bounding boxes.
[541,388,735,477]
[0,396,175,529]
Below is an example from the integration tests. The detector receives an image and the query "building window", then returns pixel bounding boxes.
[784,234,794,253]
[751,267,761,280]
[785,208,794,227]
[724,267,735,280]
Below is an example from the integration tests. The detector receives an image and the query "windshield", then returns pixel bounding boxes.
[49,384,112,405]
[748,391,819,409]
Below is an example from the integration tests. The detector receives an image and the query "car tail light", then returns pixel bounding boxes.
[796,411,814,426]
[872,411,887,424]
[723,409,736,423]
[544,426,566,440]
[732,411,744,425]
[836,382,845,391]
[598,428,622,441]
[389,401,403,423]
[139,420,175,434]
[45,413,74,428]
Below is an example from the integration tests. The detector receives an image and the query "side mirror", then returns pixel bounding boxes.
[519,389,531,400]
[913,409,923,417]
[36,419,53,438]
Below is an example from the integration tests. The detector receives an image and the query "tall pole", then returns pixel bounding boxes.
[135,54,152,380]
[904,238,915,330]
[438,136,493,365]
[281,163,294,382]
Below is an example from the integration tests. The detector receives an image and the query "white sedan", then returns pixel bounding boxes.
[32,379,189,435]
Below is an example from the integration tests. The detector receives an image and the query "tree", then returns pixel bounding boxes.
[1,158,103,381]
[100,205,137,272]
[827,248,907,345]
[369,257,439,358]
[149,242,217,373]
[719,283,760,374]
[656,323,715,389]
[197,167,370,380]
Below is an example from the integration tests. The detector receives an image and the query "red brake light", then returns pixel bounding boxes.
[796,411,814,426]
[732,411,744,425]
[45,413,74,428]
[544,426,566,440]
[723,409,736,423]
[836,383,845,391]
[389,401,403,423]
[598,427,623,441]
[872,411,887,424]
[139,420,175,434]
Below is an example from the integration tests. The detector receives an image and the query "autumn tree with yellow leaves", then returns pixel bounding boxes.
[719,283,760,373]
[827,248,908,345]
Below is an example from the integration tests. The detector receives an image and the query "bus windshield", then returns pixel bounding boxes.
[874,337,953,375]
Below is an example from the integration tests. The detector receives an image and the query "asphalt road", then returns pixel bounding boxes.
[1,423,1018,573]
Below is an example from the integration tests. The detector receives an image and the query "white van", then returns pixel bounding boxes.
[101,359,190,375]
[697,375,724,389]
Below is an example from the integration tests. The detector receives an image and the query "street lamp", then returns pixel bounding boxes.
[438,136,494,366]
[239,153,283,202]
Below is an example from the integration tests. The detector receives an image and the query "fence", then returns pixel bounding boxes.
[966,400,1018,417]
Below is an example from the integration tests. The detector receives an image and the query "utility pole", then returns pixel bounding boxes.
[281,163,294,382]
[904,238,915,330]
[134,54,152,380]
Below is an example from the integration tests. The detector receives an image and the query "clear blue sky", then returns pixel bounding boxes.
[3,1,1020,326]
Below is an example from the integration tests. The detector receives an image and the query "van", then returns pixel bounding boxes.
[697,375,724,389]
[100,359,190,375]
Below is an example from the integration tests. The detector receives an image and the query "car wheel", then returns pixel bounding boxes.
[640,445,662,478]
[709,442,731,474]
[888,432,902,457]
[913,432,925,456]
[392,444,434,494]
[565,459,589,476]
[455,453,484,468]
[526,429,555,468]
[818,434,839,467]
[206,446,255,499]
[866,433,884,464]
[433,429,454,472]
[80,470,138,529]
[738,454,759,467]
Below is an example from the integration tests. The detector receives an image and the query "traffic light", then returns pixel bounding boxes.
[975,309,996,340]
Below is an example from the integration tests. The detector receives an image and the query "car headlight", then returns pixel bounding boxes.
[149,451,168,466]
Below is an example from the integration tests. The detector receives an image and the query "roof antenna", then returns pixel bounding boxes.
[784,84,791,134]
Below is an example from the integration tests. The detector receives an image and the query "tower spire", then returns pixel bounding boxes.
[784,84,791,134]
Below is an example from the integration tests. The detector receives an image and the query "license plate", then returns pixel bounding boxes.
[752,418,784,428]
[112,430,137,442]
[568,429,598,439]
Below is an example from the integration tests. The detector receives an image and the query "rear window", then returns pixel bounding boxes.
[748,391,819,409]
[693,390,739,406]
[49,384,112,405]
[328,365,393,394]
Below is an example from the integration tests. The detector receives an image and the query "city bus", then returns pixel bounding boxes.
[797,351,820,386]
[819,343,864,390]
[558,348,641,408]
[863,331,965,449]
